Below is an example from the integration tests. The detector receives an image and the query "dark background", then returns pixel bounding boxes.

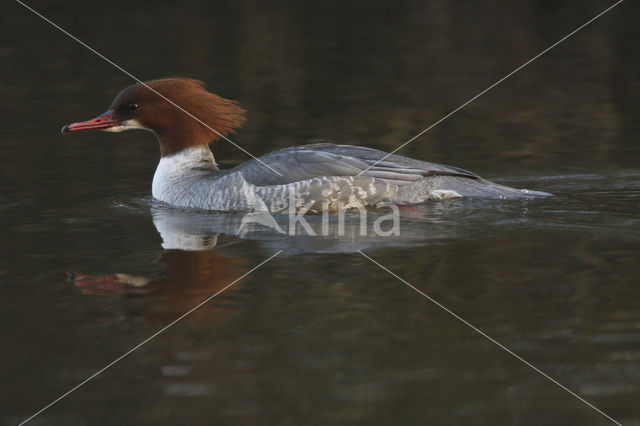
[1,1,639,425]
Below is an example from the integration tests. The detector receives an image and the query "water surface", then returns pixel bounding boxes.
[1,1,639,425]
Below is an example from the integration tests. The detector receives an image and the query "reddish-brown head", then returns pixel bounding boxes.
[62,78,246,156]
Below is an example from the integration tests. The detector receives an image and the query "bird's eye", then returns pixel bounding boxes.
[127,102,138,111]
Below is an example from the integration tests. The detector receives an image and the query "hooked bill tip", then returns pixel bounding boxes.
[61,124,70,134]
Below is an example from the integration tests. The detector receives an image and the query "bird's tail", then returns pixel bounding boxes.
[399,176,551,202]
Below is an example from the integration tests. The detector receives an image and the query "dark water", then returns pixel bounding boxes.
[2,1,640,425]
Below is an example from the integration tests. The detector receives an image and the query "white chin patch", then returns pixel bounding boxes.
[103,119,147,133]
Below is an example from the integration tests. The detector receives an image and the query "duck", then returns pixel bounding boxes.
[62,77,549,212]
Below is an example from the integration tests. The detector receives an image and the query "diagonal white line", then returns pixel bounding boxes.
[18,250,283,426]
[358,0,624,176]
[357,250,622,426]
[14,0,283,177]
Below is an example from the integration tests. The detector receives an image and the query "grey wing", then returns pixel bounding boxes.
[232,143,480,186]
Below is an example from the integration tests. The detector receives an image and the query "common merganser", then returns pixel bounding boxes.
[62,77,549,212]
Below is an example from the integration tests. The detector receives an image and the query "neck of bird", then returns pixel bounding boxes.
[156,123,212,158]
[154,143,217,183]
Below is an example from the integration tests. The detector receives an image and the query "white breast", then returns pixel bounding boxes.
[152,146,216,202]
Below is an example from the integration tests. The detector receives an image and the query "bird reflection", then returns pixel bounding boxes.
[150,201,461,254]
[71,234,247,322]
[70,199,472,321]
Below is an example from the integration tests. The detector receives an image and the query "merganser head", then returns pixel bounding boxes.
[61,77,246,156]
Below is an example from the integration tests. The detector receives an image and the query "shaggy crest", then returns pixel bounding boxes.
[111,77,246,156]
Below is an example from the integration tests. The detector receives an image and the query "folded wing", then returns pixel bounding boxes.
[233,143,480,186]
